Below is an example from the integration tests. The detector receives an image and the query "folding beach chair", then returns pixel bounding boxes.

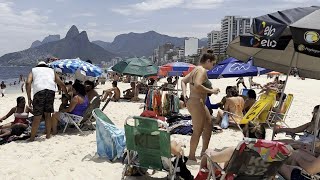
[62,96,101,134]
[266,94,293,128]
[203,138,293,180]
[240,90,277,125]
[122,116,180,180]
[92,108,125,161]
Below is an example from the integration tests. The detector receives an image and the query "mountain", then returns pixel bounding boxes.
[93,31,208,57]
[30,35,60,48]
[0,25,115,66]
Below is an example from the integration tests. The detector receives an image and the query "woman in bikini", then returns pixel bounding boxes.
[0,96,32,129]
[216,86,245,128]
[51,82,89,135]
[181,53,220,161]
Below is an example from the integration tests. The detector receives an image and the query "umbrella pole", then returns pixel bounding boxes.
[272,52,295,140]
[312,108,320,153]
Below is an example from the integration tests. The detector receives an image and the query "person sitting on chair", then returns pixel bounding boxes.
[243,89,257,114]
[274,105,320,150]
[51,83,89,135]
[102,81,120,102]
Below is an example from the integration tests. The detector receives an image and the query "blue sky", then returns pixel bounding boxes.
[0,0,319,55]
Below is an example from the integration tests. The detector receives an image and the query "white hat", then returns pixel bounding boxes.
[38,61,47,65]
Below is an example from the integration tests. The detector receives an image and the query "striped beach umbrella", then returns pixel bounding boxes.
[160,62,196,76]
[49,58,102,77]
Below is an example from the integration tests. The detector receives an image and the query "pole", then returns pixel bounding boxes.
[312,108,320,153]
[272,52,295,140]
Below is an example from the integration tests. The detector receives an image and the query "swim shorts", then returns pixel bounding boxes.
[33,89,55,116]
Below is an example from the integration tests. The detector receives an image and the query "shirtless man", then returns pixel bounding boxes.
[102,81,120,102]
[123,82,139,100]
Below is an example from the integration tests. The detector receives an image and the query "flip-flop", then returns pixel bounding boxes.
[213,126,223,133]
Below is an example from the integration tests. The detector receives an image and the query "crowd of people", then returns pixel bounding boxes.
[180,52,320,179]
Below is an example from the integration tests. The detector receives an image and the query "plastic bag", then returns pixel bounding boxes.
[221,113,229,129]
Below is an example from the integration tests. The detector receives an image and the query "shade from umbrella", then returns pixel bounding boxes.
[111,57,158,77]
[160,62,195,77]
[49,58,102,77]
[207,57,271,79]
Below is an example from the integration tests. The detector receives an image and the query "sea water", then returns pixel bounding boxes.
[0,66,33,94]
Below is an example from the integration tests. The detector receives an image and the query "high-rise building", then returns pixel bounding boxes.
[184,37,199,57]
[220,16,251,51]
[207,30,222,55]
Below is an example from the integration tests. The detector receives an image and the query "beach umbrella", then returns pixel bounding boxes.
[49,58,102,77]
[207,57,271,79]
[160,62,195,77]
[111,57,158,77]
[226,6,320,149]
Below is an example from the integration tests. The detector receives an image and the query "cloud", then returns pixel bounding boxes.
[0,2,61,55]
[71,12,95,18]
[184,0,224,9]
[87,22,97,27]
[112,0,184,15]
[192,23,221,30]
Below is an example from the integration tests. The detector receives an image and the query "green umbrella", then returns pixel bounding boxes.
[112,57,158,77]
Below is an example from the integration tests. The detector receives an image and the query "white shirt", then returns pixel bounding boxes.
[32,67,56,95]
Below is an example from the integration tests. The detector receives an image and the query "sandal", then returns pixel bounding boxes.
[212,126,223,133]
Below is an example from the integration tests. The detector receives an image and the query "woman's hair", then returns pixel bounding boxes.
[199,53,216,63]
[16,96,25,105]
[229,86,239,97]
[247,89,256,99]
[84,80,95,89]
[72,83,86,96]
[225,86,233,94]
[246,122,266,139]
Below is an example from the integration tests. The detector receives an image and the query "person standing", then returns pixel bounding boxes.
[26,61,67,141]
[236,77,247,89]
[0,81,6,97]
[181,53,220,161]
[19,75,25,93]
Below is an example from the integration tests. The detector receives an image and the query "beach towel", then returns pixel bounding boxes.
[96,116,126,161]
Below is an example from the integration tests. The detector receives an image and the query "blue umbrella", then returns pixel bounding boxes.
[207,57,271,79]
[49,58,102,77]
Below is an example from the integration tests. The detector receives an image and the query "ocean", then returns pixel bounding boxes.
[0,66,33,94]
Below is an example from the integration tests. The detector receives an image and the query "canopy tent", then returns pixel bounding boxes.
[207,57,271,79]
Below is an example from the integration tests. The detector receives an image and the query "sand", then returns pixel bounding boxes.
[0,75,319,179]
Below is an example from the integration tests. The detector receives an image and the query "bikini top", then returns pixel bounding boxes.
[190,68,212,89]
[14,107,29,119]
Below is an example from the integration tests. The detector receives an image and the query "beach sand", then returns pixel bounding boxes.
[0,75,318,179]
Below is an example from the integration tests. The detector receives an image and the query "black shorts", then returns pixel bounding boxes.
[33,89,55,116]
[291,168,312,180]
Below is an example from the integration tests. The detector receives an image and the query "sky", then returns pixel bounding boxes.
[0,0,319,56]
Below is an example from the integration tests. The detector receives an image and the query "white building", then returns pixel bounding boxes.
[184,37,199,57]
[207,30,222,55]
[220,16,251,51]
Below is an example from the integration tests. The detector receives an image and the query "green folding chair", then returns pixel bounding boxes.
[122,116,179,180]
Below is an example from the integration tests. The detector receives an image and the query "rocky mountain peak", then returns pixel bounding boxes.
[76,31,90,43]
[65,25,80,39]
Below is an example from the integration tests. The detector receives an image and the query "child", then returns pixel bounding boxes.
[59,94,69,111]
